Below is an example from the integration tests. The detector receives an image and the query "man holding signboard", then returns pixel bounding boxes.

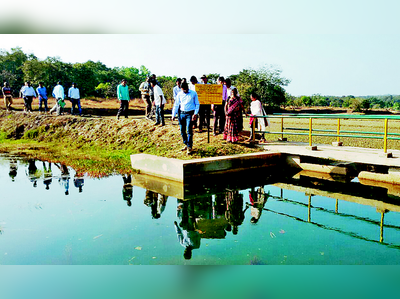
[172,82,200,155]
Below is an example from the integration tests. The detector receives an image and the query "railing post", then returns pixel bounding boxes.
[279,117,287,141]
[309,118,313,147]
[384,118,388,153]
[252,117,256,142]
[337,118,340,143]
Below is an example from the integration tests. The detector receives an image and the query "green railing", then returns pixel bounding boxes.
[251,114,400,153]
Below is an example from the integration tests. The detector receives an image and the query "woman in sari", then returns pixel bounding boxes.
[223,87,243,143]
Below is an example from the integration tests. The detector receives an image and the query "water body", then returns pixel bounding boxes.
[1,155,400,265]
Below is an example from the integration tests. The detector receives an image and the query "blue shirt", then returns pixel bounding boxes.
[172,89,200,117]
[20,86,36,97]
[36,86,47,99]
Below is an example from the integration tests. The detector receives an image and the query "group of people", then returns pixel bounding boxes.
[1,81,82,115]
[3,74,269,154]
[116,74,269,155]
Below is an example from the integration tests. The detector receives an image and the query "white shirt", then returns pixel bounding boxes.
[153,85,166,106]
[68,87,80,99]
[189,82,198,91]
[52,85,65,100]
[173,85,181,100]
[250,100,263,116]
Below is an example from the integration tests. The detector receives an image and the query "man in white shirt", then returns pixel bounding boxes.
[151,81,166,126]
[68,83,81,115]
[173,78,182,103]
[50,81,65,115]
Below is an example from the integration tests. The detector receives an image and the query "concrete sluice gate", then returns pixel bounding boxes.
[130,152,400,212]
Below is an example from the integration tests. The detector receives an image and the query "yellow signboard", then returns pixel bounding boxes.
[195,84,223,105]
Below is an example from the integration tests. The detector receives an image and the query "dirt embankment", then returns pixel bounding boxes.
[0,110,261,175]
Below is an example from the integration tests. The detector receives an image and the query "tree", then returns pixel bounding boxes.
[232,65,290,110]
[300,96,313,107]
[0,47,34,88]
[157,76,176,102]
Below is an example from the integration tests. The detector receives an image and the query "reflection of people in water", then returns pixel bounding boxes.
[175,200,202,260]
[26,159,40,188]
[9,158,18,182]
[55,163,70,195]
[122,174,133,206]
[248,186,268,224]
[43,161,52,190]
[144,190,168,218]
[74,174,85,193]
[225,190,248,235]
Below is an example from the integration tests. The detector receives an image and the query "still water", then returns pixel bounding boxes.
[1,155,400,265]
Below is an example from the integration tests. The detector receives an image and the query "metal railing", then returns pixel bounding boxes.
[251,114,400,153]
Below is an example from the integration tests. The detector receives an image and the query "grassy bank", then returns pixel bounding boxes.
[0,110,261,176]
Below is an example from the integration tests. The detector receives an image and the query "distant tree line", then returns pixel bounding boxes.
[8,47,399,113]
[285,94,400,112]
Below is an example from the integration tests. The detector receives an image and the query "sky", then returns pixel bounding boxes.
[1,1,400,97]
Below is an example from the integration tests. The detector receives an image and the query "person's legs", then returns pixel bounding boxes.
[25,96,33,112]
[124,101,129,118]
[179,112,187,147]
[160,104,165,126]
[116,100,125,119]
[198,105,205,132]
[186,113,193,149]
[71,99,77,114]
[23,97,29,112]
[39,98,43,112]
[155,105,161,125]
[77,99,81,115]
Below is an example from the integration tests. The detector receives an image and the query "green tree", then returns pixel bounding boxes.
[0,47,34,89]
[232,65,290,110]
[300,96,313,107]
[157,76,176,102]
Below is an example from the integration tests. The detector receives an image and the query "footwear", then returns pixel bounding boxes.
[154,123,160,126]
[181,146,187,151]
[187,148,192,154]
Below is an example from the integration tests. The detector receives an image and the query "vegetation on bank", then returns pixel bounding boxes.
[0,111,262,177]
[2,47,399,115]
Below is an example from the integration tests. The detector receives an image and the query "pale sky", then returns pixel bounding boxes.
[1,1,399,97]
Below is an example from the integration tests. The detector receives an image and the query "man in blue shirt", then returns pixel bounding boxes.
[68,82,81,115]
[172,82,200,154]
[36,82,48,113]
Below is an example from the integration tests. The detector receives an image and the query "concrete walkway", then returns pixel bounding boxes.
[261,142,400,167]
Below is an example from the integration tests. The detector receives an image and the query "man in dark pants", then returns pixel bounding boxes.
[212,76,228,135]
[171,82,200,155]
[116,79,130,119]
